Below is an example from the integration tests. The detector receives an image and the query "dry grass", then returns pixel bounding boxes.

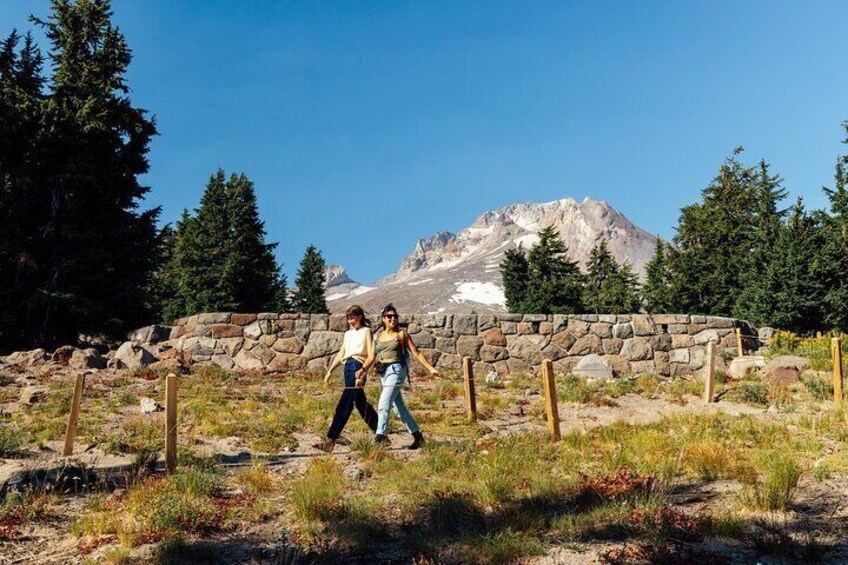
[3,360,848,563]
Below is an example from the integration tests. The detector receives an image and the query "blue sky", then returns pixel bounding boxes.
[3,1,848,284]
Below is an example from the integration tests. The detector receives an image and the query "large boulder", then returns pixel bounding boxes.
[20,386,48,405]
[727,355,766,379]
[111,341,157,369]
[763,355,810,385]
[128,325,171,345]
[70,348,107,370]
[572,354,613,380]
[765,355,810,373]
[5,348,49,367]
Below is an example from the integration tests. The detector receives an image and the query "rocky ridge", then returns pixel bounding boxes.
[326,197,658,314]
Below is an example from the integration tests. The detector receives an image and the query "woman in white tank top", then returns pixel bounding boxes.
[314,305,379,453]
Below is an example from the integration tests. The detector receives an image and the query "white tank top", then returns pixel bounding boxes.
[343,327,369,360]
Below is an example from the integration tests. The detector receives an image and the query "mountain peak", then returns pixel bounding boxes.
[328,196,657,314]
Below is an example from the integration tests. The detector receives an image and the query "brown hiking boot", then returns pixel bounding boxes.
[313,438,336,453]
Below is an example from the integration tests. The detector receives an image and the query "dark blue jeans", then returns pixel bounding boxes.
[327,358,379,440]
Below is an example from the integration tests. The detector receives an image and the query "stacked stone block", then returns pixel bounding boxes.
[162,312,756,377]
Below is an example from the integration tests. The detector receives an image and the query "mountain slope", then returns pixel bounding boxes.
[328,197,658,314]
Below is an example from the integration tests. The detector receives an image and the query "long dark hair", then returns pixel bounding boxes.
[379,303,398,332]
[345,304,371,328]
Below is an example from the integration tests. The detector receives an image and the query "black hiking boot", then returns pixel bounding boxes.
[375,434,391,446]
[408,431,425,450]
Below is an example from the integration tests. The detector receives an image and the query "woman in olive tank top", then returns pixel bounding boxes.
[359,303,440,449]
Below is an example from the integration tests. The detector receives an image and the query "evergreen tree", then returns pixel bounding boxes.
[158,211,196,323]
[733,160,788,323]
[158,170,287,320]
[500,244,529,313]
[667,148,758,315]
[224,172,284,312]
[0,30,45,347]
[819,122,848,330]
[292,245,329,314]
[757,199,824,333]
[641,238,673,313]
[1,0,162,349]
[190,169,234,312]
[583,240,640,313]
[521,226,584,314]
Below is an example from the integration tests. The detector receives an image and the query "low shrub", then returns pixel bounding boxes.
[289,458,345,522]
[741,453,802,511]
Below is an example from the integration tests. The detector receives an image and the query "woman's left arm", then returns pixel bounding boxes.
[403,331,440,376]
[356,331,375,385]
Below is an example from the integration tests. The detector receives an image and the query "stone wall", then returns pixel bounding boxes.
[153,313,758,378]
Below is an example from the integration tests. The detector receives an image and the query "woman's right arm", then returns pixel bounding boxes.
[324,342,346,384]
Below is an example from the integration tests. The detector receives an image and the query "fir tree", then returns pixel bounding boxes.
[819,122,848,330]
[190,169,233,312]
[521,226,584,314]
[733,160,788,323]
[224,173,284,312]
[500,244,529,313]
[158,170,288,320]
[641,238,672,313]
[762,199,824,333]
[583,240,640,314]
[1,0,162,349]
[0,30,45,347]
[292,245,329,314]
[667,148,758,315]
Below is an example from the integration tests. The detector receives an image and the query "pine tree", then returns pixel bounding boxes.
[292,245,329,314]
[641,238,672,313]
[189,169,233,312]
[500,244,529,313]
[6,0,163,345]
[819,122,848,330]
[755,199,824,333]
[158,211,195,323]
[521,226,584,314]
[0,30,45,347]
[157,170,288,320]
[667,148,758,315]
[733,160,788,324]
[583,240,640,314]
[224,173,283,312]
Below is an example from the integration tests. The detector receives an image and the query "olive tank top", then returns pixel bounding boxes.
[375,333,402,363]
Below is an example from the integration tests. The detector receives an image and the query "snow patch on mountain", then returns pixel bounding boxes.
[451,282,506,307]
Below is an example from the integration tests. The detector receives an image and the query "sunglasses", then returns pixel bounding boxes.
[383,314,398,319]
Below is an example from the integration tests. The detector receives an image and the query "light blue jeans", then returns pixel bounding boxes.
[376,362,420,435]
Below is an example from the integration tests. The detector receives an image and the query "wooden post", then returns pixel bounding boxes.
[704,342,716,404]
[541,359,561,441]
[62,373,85,456]
[832,338,843,410]
[165,373,178,473]
[462,357,477,422]
[816,331,823,339]
[736,328,744,357]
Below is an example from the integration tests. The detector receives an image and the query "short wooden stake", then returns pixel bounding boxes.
[816,331,823,339]
[62,373,85,457]
[541,359,561,441]
[832,338,843,410]
[462,357,477,422]
[704,342,716,404]
[736,328,743,357]
[165,373,178,473]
